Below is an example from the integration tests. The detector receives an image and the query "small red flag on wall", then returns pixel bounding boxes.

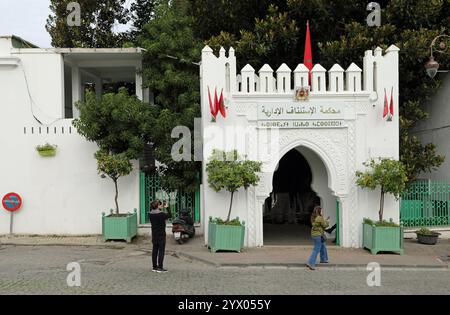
[383,88,389,119]
[389,87,394,121]
[303,20,313,83]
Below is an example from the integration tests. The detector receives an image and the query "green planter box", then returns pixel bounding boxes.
[102,209,138,243]
[208,219,245,253]
[363,223,404,255]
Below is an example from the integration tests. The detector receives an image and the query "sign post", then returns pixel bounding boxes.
[2,193,23,235]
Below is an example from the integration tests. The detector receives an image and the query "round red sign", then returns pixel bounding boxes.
[2,193,22,212]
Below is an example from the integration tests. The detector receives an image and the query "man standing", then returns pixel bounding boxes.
[149,200,172,273]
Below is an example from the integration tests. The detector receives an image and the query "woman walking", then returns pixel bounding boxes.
[306,206,329,270]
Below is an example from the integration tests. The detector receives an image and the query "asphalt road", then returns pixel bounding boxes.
[0,245,449,295]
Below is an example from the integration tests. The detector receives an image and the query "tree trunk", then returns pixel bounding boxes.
[226,191,235,222]
[379,188,385,222]
[114,179,119,215]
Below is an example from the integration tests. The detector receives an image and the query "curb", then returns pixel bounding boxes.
[175,251,449,270]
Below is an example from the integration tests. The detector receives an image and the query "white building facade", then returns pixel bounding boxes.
[200,45,401,248]
[0,36,147,235]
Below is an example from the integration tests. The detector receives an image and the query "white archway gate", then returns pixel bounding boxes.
[200,45,400,249]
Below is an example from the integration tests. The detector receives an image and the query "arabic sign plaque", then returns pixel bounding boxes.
[257,102,346,129]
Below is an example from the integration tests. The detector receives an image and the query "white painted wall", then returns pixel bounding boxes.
[0,38,140,235]
[414,73,450,180]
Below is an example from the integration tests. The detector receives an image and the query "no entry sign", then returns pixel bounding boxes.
[2,193,22,212]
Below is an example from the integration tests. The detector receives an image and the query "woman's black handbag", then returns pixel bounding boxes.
[321,234,327,243]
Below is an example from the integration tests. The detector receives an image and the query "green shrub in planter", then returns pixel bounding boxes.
[356,159,408,255]
[363,219,404,255]
[206,150,262,252]
[208,217,245,253]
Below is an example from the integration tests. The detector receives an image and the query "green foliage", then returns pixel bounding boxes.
[95,150,133,214]
[95,150,133,181]
[363,218,400,227]
[416,228,440,236]
[206,5,299,70]
[73,87,156,159]
[207,150,262,222]
[46,0,130,48]
[356,159,408,221]
[211,218,243,226]
[356,159,408,199]
[36,143,57,152]
[137,0,202,192]
[206,150,262,193]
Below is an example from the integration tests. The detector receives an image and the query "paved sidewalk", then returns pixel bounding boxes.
[1,234,449,269]
[175,238,450,269]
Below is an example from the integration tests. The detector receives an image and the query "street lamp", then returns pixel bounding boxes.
[425,34,450,79]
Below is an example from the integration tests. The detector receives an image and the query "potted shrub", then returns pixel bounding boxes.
[36,143,57,157]
[206,150,262,252]
[96,150,137,243]
[356,158,408,255]
[416,228,441,245]
[73,88,155,242]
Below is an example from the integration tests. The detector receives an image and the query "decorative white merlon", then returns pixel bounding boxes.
[294,64,310,88]
[219,46,226,58]
[386,44,400,53]
[259,64,274,93]
[202,45,213,54]
[311,64,326,92]
[241,64,256,93]
[329,64,345,92]
[276,63,292,93]
[346,63,362,92]
[229,47,235,57]
[374,47,383,57]
[276,63,291,73]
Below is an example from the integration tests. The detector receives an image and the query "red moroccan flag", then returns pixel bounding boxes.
[383,88,389,119]
[389,87,395,118]
[214,88,220,117]
[303,20,313,83]
[208,86,217,119]
[218,89,226,118]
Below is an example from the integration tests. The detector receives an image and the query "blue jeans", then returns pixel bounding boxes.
[308,236,328,267]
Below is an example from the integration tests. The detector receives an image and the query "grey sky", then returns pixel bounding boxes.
[0,0,134,48]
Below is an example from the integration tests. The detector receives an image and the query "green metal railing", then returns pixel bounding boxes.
[400,180,450,228]
[139,172,201,225]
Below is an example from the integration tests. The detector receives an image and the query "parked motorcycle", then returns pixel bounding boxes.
[172,209,195,244]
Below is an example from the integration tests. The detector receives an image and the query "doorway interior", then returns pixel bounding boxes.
[263,147,337,246]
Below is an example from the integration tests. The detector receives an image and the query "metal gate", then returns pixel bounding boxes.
[400,180,450,228]
[139,172,200,225]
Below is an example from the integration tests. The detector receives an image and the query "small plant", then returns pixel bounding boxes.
[364,218,399,227]
[36,143,57,157]
[416,228,440,236]
[211,218,242,226]
[356,158,408,222]
[206,149,262,223]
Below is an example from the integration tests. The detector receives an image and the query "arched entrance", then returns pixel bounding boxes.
[263,146,338,245]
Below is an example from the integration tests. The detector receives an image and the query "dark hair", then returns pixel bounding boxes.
[151,200,162,210]
[311,206,323,225]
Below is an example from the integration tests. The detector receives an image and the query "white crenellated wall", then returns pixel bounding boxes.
[200,45,400,248]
